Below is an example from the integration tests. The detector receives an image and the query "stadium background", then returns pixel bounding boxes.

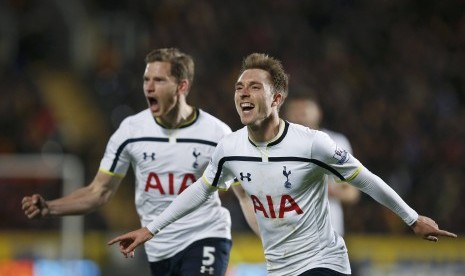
[0,0,464,275]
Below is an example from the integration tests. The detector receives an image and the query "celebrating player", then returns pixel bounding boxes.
[22,48,233,276]
[108,53,457,276]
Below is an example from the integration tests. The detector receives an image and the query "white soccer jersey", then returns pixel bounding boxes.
[203,120,359,275]
[322,128,353,237]
[100,108,232,262]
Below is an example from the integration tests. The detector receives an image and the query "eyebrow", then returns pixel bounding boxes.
[235,80,262,87]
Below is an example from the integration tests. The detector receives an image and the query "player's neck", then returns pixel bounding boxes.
[248,116,282,144]
[157,102,195,129]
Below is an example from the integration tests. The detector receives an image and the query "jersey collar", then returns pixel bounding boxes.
[248,119,289,147]
[154,108,199,129]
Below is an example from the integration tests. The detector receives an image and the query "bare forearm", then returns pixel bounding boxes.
[46,172,120,216]
[46,186,106,216]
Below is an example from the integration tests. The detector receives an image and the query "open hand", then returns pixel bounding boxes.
[108,227,154,258]
[21,194,49,219]
[411,215,457,242]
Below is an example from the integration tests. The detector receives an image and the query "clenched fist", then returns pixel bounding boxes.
[22,194,49,219]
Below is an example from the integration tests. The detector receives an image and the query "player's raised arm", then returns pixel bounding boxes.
[108,178,217,256]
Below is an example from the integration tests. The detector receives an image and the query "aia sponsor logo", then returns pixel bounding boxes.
[144,172,196,195]
[251,194,303,218]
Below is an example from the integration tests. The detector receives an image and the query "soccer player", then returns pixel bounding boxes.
[108,53,457,276]
[21,48,233,276]
[283,96,360,237]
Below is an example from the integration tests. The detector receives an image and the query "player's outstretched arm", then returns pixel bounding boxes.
[411,215,457,242]
[349,167,457,241]
[108,179,217,257]
[21,171,121,218]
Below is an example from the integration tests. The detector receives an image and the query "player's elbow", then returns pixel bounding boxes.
[96,188,116,207]
[87,184,115,209]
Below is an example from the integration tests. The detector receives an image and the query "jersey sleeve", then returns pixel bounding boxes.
[99,121,132,177]
[146,178,217,234]
[201,139,236,190]
[313,131,418,225]
[312,130,362,182]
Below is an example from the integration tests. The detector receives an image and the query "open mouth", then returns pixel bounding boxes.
[240,102,255,112]
[147,97,158,105]
[147,97,159,112]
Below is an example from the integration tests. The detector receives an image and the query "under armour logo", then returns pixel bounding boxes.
[283,166,292,188]
[240,172,251,182]
[200,266,214,275]
[143,152,155,161]
[192,148,201,168]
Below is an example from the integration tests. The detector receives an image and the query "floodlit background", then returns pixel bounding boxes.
[1,0,464,275]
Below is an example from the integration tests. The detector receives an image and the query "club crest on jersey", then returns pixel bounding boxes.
[283,166,292,189]
[333,146,349,164]
[192,148,201,168]
[143,152,156,161]
[239,172,251,182]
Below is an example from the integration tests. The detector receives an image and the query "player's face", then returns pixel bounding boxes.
[143,61,180,118]
[234,69,276,127]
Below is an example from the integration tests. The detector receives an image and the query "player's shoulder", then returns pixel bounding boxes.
[119,109,151,125]
[108,109,152,141]
[285,122,331,154]
[198,109,232,133]
[216,126,247,147]
[321,128,352,153]
[286,121,320,138]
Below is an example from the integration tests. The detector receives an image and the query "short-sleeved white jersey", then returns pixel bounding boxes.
[100,108,232,262]
[202,120,361,275]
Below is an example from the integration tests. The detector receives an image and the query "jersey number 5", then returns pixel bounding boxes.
[200,246,215,275]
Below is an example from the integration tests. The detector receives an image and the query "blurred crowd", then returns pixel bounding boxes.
[1,0,464,234]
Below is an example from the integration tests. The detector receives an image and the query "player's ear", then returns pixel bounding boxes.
[177,79,190,95]
[272,92,283,108]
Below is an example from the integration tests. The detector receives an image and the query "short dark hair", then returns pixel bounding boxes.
[240,53,289,102]
[145,48,195,88]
